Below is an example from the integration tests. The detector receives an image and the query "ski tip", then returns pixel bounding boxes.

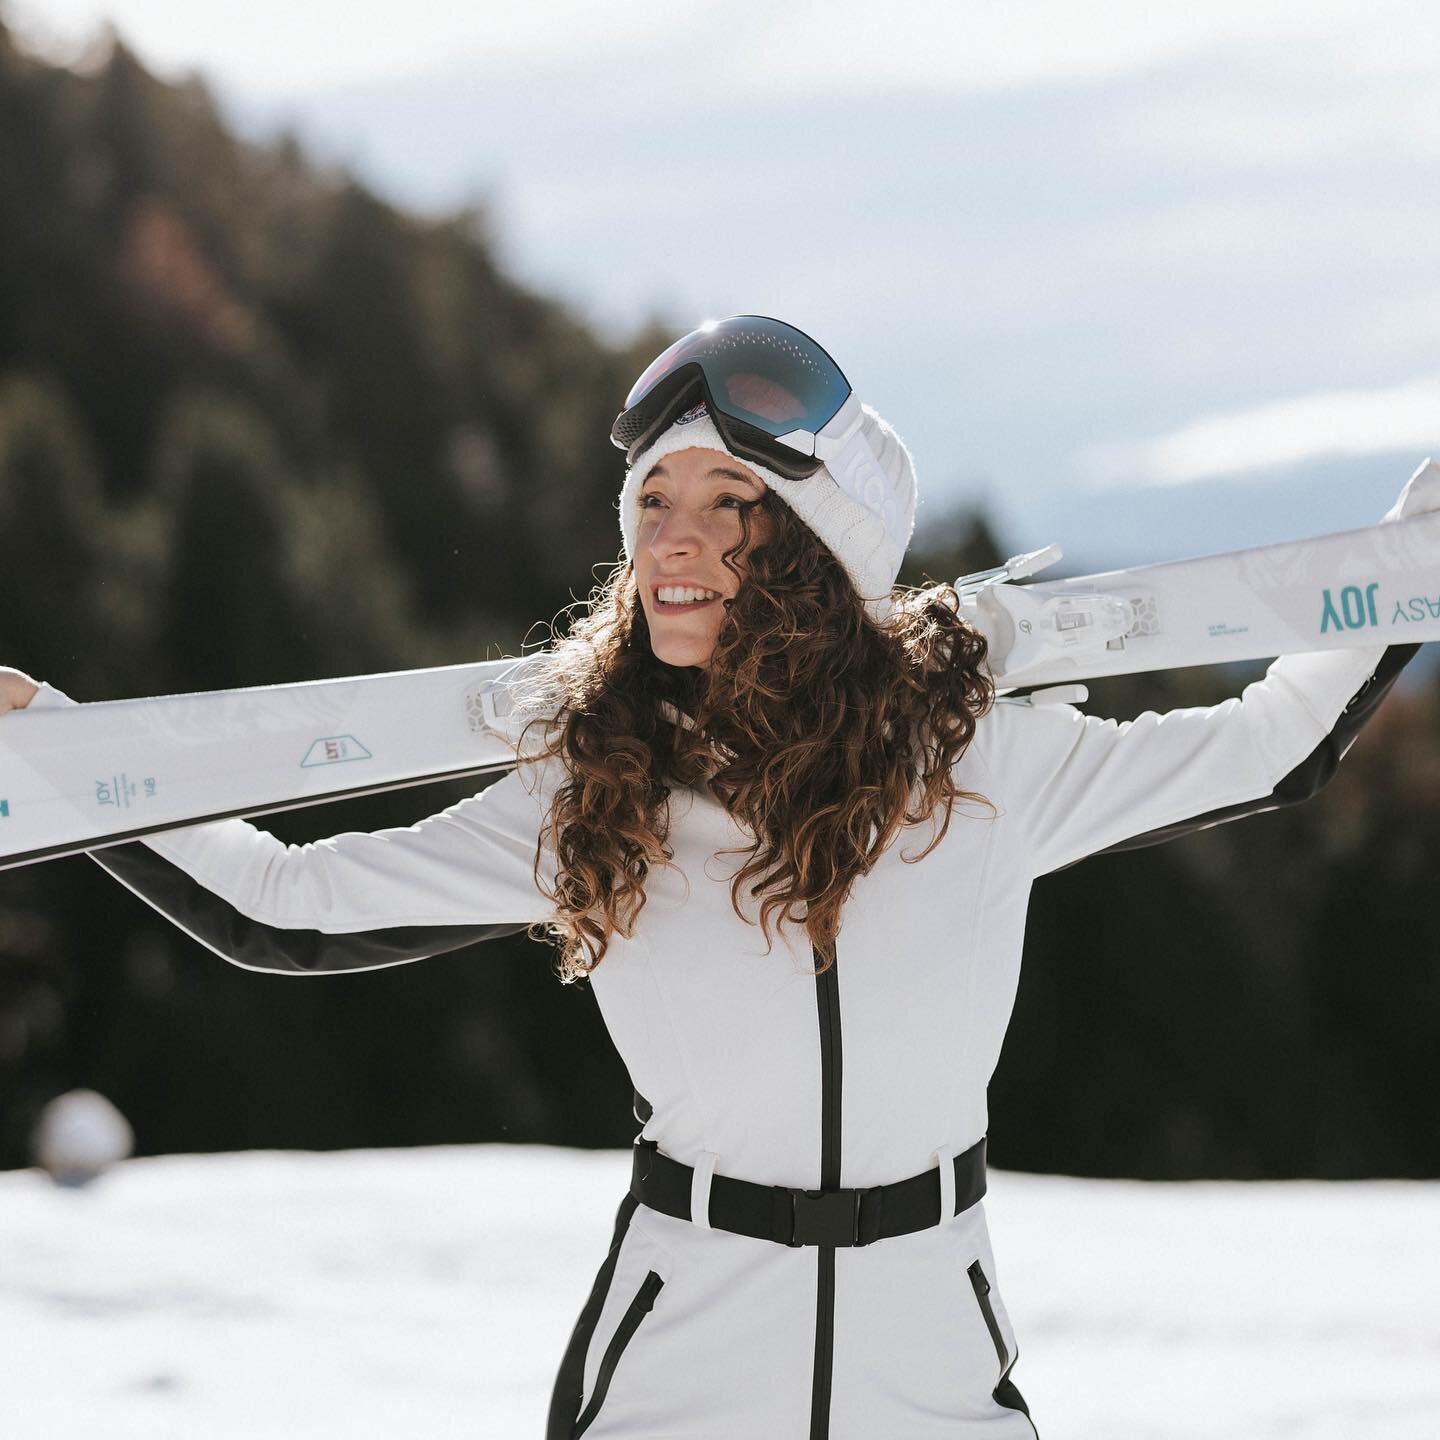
[1006,543,1063,579]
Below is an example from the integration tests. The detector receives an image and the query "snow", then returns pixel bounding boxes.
[2,1146,1437,1437]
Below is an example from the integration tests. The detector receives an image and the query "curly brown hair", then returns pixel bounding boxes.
[519,490,995,981]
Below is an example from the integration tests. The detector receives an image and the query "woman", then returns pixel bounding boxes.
[1,316,1424,1437]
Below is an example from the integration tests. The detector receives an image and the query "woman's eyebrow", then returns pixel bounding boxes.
[647,462,762,490]
[708,466,763,489]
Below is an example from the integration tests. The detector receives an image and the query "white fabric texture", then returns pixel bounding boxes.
[33,639,1388,1436]
[617,401,917,613]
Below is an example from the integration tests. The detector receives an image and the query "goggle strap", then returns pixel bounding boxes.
[814,402,900,537]
[813,395,871,483]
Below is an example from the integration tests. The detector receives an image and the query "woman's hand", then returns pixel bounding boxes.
[0,667,40,715]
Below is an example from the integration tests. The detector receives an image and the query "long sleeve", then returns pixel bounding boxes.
[29,681,555,975]
[973,643,1403,878]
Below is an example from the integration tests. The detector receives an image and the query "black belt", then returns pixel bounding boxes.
[629,1135,987,1248]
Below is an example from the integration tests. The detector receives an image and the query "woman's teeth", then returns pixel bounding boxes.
[656,586,721,605]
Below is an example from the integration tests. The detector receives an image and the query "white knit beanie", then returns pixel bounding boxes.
[618,400,917,616]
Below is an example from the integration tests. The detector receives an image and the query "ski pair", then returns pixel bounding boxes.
[4,499,1440,871]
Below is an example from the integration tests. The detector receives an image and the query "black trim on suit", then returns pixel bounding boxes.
[90,842,529,973]
[548,1193,641,1440]
[1066,644,1418,867]
[810,950,843,1440]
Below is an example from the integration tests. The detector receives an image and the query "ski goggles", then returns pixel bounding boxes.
[610,315,858,481]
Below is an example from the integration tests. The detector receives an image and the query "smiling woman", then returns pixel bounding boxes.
[4,315,1424,1440]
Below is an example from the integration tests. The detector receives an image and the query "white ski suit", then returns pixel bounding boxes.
[35,638,1411,1438]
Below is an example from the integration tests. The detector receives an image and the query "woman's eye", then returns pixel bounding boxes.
[716,495,747,510]
[638,493,665,509]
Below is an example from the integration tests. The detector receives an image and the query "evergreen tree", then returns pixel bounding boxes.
[151,392,301,689]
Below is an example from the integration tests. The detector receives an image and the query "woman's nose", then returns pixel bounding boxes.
[646,508,701,559]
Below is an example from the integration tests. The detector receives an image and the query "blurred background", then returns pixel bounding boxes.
[1,0,1438,1181]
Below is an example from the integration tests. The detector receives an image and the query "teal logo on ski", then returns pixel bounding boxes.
[301,736,373,767]
[1388,594,1440,624]
[0,799,8,818]
[1320,583,1379,633]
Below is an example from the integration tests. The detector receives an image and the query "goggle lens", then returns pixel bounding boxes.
[614,316,852,470]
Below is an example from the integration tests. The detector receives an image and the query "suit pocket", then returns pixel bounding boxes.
[967,1257,1035,1426]
[573,1269,666,1438]
[967,1258,1013,1383]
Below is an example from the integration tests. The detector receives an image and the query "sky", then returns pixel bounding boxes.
[7,0,1440,569]
[4,1144,1439,1437]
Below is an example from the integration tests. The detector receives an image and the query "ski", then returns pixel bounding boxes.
[964,501,1440,690]
[0,658,536,872]
[4,500,1440,872]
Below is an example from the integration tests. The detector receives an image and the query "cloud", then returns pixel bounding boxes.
[745,0,1440,94]
[13,0,1440,98]
[1082,375,1440,487]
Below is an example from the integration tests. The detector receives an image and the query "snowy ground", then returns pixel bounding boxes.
[2,1146,1437,1438]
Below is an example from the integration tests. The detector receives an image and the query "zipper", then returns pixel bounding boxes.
[967,1258,1010,1378]
[815,954,843,1191]
[810,947,843,1440]
[572,1269,665,1438]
